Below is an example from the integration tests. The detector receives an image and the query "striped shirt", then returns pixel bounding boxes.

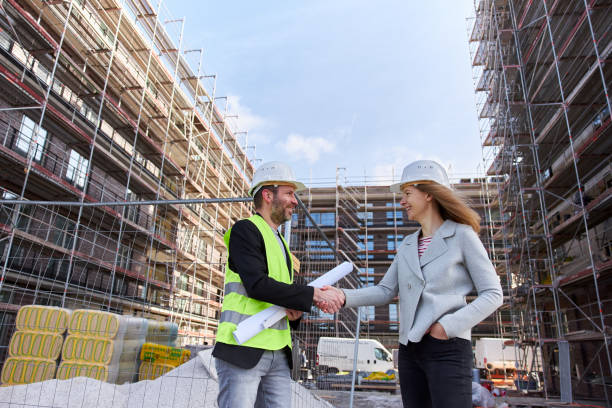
[418,236,432,258]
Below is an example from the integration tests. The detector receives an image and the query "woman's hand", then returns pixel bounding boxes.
[427,322,449,340]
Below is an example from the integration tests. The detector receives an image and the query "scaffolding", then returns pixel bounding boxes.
[469,0,611,402]
[0,0,254,355]
[0,3,366,403]
[293,171,503,355]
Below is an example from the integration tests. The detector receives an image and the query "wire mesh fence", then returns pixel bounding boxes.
[0,192,375,407]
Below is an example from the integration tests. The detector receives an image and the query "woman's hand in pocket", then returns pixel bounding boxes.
[427,322,449,340]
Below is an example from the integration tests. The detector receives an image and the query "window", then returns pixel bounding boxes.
[113,276,127,296]
[389,303,398,331]
[305,212,335,227]
[358,211,373,226]
[361,305,375,321]
[386,202,404,225]
[126,189,140,224]
[387,234,403,251]
[358,235,373,250]
[374,348,392,362]
[16,116,47,162]
[357,240,374,251]
[0,190,32,231]
[51,215,75,249]
[45,258,70,281]
[66,149,89,189]
[359,275,375,287]
[117,244,131,270]
[0,29,12,50]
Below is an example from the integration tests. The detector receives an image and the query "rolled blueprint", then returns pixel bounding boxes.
[233,261,354,344]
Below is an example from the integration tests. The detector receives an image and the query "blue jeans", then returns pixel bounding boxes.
[215,349,291,408]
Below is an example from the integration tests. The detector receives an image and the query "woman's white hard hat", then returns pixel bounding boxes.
[390,160,451,193]
[249,161,306,197]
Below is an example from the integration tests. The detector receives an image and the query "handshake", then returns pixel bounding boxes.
[313,285,346,314]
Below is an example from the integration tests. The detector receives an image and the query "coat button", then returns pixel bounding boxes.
[407,283,411,289]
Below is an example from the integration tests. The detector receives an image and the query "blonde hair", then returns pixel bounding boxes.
[415,183,481,233]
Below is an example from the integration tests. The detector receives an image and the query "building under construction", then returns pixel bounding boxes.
[470,0,611,402]
[0,0,255,356]
[0,0,610,405]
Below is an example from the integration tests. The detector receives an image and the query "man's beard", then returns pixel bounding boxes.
[270,197,291,225]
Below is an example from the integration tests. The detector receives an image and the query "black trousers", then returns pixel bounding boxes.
[398,334,473,408]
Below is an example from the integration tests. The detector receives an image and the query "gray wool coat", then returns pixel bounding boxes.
[344,219,503,344]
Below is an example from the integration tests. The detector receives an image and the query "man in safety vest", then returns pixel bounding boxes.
[213,161,344,408]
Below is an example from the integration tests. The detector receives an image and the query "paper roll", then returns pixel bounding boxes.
[232,261,354,344]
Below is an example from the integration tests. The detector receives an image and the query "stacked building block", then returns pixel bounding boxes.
[1,306,70,386]
[138,342,191,381]
[57,310,147,384]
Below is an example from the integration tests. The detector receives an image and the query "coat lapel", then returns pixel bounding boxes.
[400,231,425,282]
[419,220,456,268]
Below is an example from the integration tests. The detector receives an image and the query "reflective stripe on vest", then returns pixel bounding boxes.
[215,214,294,350]
[224,282,248,297]
[219,310,288,331]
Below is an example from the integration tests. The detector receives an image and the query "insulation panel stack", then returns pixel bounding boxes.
[138,342,190,381]
[1,306,70,386]
[57,310,147,384]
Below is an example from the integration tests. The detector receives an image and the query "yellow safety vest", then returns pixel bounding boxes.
[215,214,293,350]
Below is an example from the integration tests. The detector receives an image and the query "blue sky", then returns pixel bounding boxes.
[170,1,480,185]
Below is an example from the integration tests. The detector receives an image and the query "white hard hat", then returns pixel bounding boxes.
[390,160,451,193]
[249,161,306,196]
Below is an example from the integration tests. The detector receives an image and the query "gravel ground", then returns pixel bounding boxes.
[311,390,403,408]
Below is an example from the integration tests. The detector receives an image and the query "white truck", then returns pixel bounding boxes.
[474,338,517,370]
[316,337,394,373]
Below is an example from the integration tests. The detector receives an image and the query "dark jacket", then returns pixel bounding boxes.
[212,214,314,369]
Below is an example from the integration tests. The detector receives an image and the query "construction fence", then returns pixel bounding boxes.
[0,194,374,407]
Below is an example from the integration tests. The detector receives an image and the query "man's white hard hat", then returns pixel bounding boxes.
[390,160,451,193]
[249,161,306,197]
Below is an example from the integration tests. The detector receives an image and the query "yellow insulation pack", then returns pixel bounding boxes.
[68,309,121,338]
[138,362,175,381]
[56,361,108,382]
[139,343,190,366]
[9,331,63,360]
[1,357,56,386]
[15,306,71,334]
[62,336,115,365]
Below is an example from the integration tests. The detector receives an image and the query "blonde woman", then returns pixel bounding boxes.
[323,160,503,408]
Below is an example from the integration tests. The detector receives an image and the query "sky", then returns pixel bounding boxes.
[169,1,481,185]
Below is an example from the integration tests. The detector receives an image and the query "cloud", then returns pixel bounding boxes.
[226,95,272,144]
[369,147,454,186]
[278,133,335,163]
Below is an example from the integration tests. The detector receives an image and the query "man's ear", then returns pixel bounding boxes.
[263,188,274,203]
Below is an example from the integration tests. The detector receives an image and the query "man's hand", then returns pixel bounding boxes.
[286,309,303,321]
[426,322,448,340]
[313,286,345,314]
